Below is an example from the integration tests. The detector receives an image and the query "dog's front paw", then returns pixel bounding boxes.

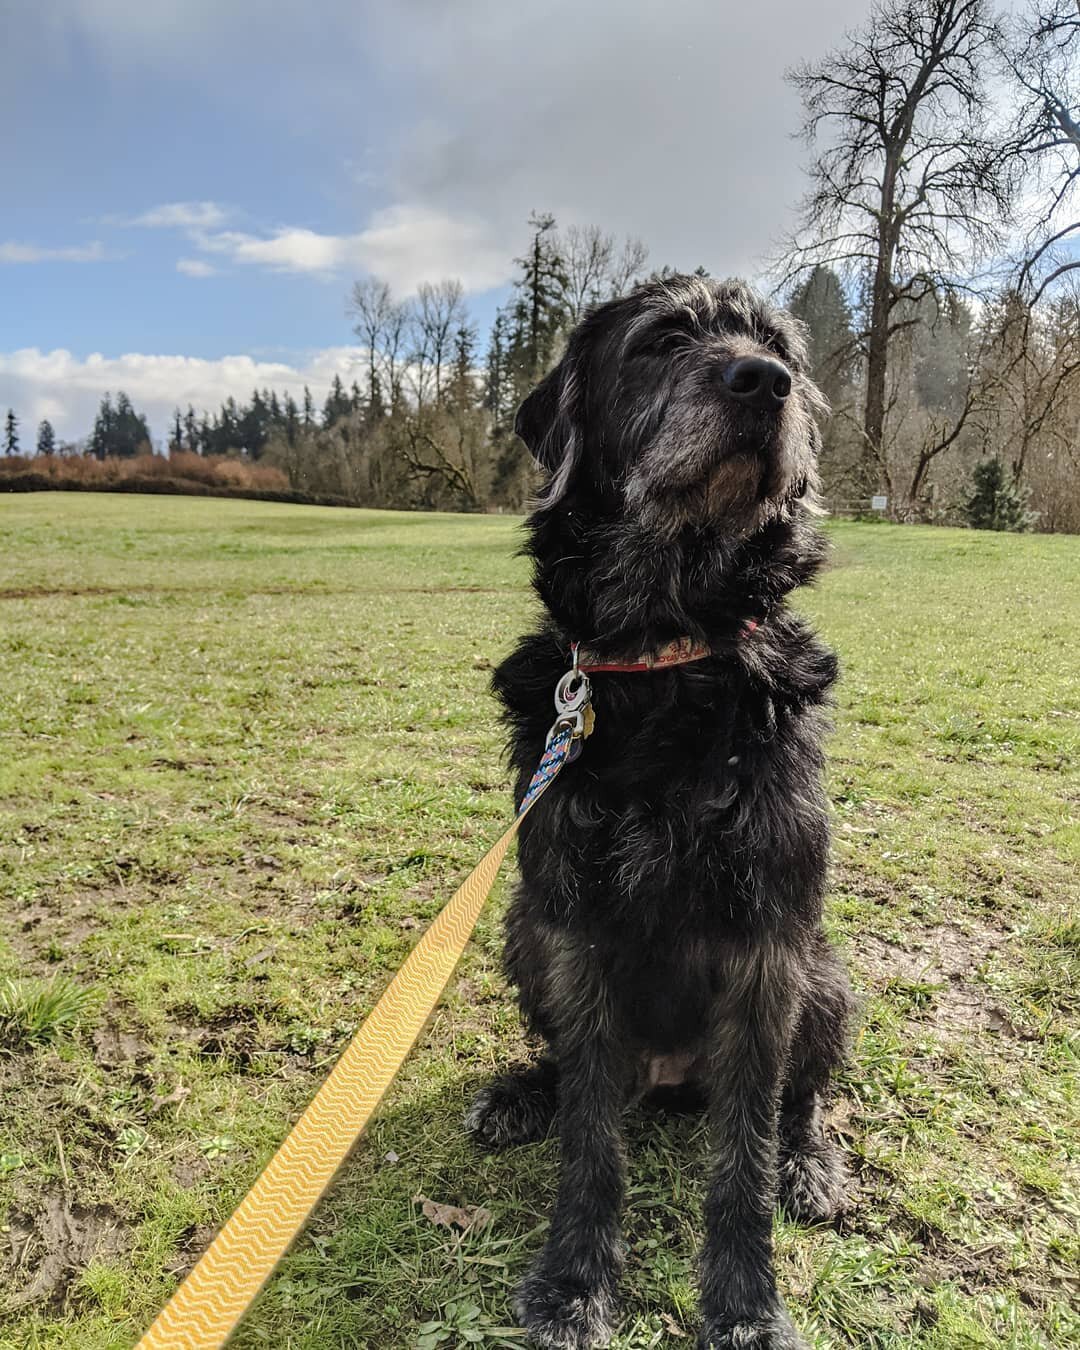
[465,1073,555,1150]
[778,1133,849,1224]
[698,1308,807,1349]
[515,1267,618,1348]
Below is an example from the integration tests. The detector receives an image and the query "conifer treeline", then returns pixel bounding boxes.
[6,214,1080,530]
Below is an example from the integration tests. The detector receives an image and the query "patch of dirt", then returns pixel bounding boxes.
[5,890,117,965]
[0,585,133,601]
[828,862,898,908]
[4,1190,127,1311]
[170,999,284,1066]
[854,919,1026,1041]
[0,584,514,602]
[165,1223,217,1280]
[92,1024,153,1069]
[170,1156,211,1189]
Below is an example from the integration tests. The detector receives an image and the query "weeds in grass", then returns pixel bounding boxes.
[416,1300,526,1348]
[0,974,99,1048]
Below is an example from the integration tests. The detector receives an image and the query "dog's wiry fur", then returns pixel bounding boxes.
[466,275,854,1349]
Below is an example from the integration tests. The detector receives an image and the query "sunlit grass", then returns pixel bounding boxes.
[0,493,1076,1348]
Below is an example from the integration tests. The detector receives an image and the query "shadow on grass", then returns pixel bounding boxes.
[226,1066,713,1348]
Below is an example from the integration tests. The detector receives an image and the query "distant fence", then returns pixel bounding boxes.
[826,494,891,519]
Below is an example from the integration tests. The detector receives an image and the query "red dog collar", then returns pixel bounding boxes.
[574,620,758,674]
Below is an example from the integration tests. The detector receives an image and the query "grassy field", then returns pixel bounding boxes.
[0,492,1076,1350]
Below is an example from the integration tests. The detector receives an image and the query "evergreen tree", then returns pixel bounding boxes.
[966,458,1037,532]
[509,211,568,387]
[36,419,56,456]
[169,408,184,455]
[183,404,200,453]
[89,395,114,459]
[283,392,301,447]
[105,391,152,457]
[912,289,974,415]
[450,323,478,403]
[215,397,241,454]
[485,310,512,435]
[787,266,857,407]
[302,385,316,429]
[3,408,19,455]
[322,374,352,427]
[240,389,271,458]
[489,213,570,504]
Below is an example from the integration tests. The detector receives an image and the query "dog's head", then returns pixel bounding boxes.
[516,274,826,538]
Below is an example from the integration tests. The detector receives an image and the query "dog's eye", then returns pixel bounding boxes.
[627,331,685,361]
[762,331,800,371]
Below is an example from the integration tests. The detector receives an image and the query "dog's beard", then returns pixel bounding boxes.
[624,397,814,539]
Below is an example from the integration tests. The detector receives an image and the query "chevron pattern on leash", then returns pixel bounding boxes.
[136,722,576,1350]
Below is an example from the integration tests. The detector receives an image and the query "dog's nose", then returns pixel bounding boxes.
[720,356,792,411]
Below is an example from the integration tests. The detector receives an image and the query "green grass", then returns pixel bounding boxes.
[0,975,101,1050]
[0,492,1076,1349]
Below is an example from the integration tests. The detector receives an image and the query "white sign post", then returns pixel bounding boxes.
[871,495,888,512]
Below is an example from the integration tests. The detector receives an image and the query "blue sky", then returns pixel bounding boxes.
[1,1,877,444]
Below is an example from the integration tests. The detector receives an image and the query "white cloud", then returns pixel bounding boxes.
[197,226,345,274]
[354,204,510,295]
[191,204,511,294]
[176,257,218,278]
[127,201,229,229]
[0,346,363,445]
[0,240,108,264]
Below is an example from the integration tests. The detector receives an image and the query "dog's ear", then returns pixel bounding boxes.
[515,357,584,506]
[515,363,563,466]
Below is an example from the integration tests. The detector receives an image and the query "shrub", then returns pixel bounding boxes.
[965,457,1038,532]
[0,451,289,496]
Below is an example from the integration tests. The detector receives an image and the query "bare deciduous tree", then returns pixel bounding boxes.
[412,279,467,405]
[778,0,1014,494]
[1005,1,1080,300]
[980,287,1080,507]
[560,225,648,322]
[348,277,410,412]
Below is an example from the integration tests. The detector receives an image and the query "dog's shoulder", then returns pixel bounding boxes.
[491,626,566,721]
[752,609,838,710]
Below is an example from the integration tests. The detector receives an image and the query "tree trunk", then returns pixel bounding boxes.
[864,156,900,498]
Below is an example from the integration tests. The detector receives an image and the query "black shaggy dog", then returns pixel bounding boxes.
[466,275,854,1350]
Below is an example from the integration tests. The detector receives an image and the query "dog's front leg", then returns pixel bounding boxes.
[515,950,627,1349]
[698,941,807,1350]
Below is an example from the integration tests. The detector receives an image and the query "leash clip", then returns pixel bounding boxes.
[554,667,592,717]
[546,708,585,748]
[547,653,595,763]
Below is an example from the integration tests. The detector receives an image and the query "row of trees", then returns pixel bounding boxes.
[3,398,149,461]
[6,217,653,516]
[259,218,652,511]
[7,0,1080,530]
[163,380,367,461]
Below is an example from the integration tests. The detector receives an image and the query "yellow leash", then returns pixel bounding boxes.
[136,710,586,1350]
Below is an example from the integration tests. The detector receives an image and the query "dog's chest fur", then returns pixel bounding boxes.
[495,538,837,1062]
